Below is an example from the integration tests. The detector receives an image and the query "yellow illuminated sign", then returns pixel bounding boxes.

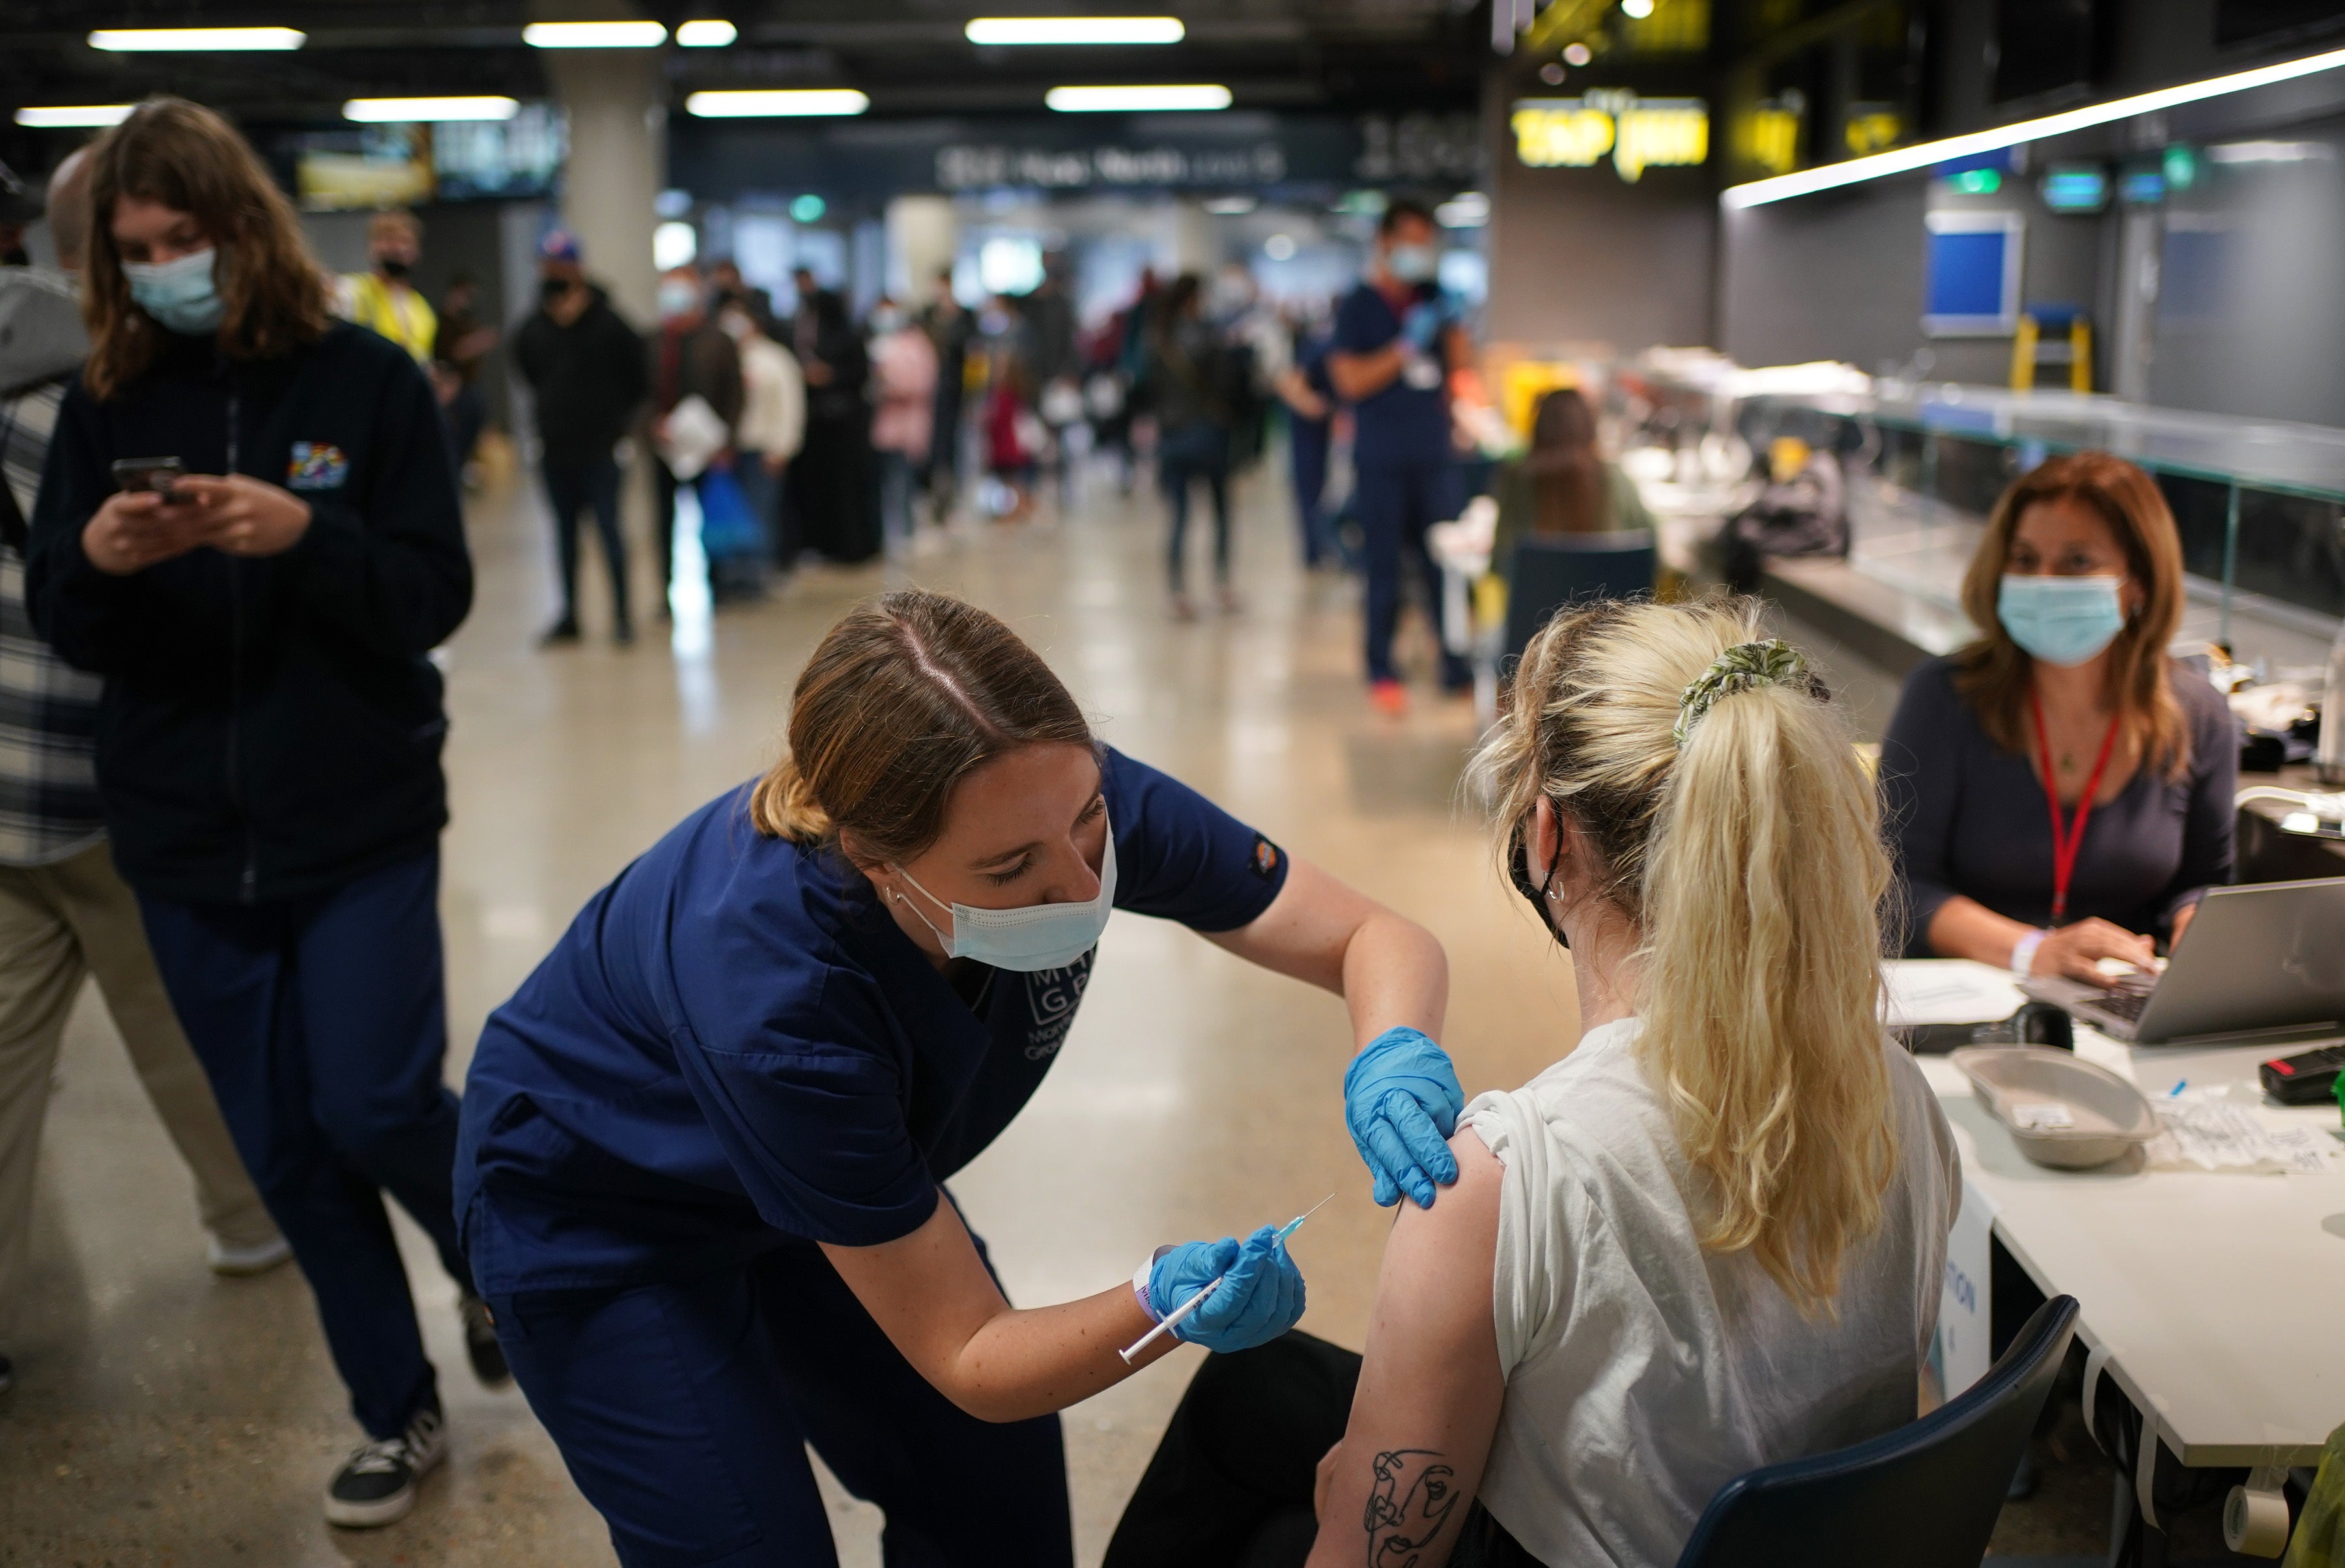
[1737,104,1802,177]
[1511,93,1709,182]
[1845,110,1901,157]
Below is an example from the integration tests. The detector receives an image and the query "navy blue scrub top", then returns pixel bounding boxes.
[1333,279,1450,470]
[455,747,1289,1297]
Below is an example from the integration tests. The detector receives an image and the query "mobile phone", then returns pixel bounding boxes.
[2259,1044,2344,1105]
[111,457,187,497]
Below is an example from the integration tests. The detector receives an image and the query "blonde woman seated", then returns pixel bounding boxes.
[1106,600,1959,1568]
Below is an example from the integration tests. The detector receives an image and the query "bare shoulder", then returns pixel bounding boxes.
[1380,1128,1503,1305]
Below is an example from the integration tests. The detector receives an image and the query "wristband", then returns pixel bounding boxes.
[1131,1244,1173,1322]
[2010,928,2049,977]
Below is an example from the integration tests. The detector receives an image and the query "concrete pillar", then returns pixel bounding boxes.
[886,194,959,306]
[1165,199,1216,276]
[543,50,664,323]
[2112,209,2161,403]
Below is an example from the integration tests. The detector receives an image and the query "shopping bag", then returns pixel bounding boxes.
[694,468,765,562]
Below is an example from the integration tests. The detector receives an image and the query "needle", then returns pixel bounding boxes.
[1119,1195,1333,1365]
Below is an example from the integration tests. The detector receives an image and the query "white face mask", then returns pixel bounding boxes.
[890,827,1116,972]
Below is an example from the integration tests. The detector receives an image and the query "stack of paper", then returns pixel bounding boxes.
[1883,960,2027,1028]
[2148,1088,2331,1175]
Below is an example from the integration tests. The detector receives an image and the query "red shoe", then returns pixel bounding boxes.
[1369,679,1408,717]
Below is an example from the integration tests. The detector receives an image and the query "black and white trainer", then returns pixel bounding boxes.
[458,1291,511,1389]
[324,1403,446,1528]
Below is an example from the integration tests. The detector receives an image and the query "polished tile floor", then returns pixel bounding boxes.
[4,451,2122,1565]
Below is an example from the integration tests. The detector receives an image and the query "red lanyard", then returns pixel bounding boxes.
[2029,692,2122,924]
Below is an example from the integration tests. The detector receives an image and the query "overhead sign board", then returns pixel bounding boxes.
[1511,92,1709,182]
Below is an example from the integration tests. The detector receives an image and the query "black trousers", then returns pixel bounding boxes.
[543,453,628,631]
[1104,1332,1535,1568]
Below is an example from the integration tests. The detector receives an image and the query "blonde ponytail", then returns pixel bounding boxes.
[1473,597,1896,1310]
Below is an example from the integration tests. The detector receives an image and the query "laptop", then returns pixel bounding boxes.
[2019,876,2345,1044]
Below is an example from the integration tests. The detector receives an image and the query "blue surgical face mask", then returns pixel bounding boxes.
[891,827,1116,972]
[1387,242,1438,283]
[124,248,225,335]
[1997,574,2128,666]
[657,280,701,321]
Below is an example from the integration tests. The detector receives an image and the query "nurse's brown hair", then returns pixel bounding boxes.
[751,591,1093,863]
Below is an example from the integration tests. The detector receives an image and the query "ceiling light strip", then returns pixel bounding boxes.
[965,17,1184,46]
[1722,42,2345,208]
[1044,83,1230,112]
[684,89,870,117]
[522,21,668,48]
[88,27,304,50]
[345,96,519,122]
[15,104,137,128]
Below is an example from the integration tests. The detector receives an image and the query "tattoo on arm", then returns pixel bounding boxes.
[1362,1448,1458,1568]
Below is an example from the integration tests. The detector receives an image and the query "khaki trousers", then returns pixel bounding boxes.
[0,840,274,1335]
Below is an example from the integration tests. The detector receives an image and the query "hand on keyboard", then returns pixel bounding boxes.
[2031,918,2157,984]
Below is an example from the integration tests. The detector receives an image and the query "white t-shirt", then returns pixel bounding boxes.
[1462,1017,1959,1568]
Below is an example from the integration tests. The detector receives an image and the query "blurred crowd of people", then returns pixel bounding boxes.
[307,199,1494,692]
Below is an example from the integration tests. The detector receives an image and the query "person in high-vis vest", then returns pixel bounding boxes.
[336,210,435,366]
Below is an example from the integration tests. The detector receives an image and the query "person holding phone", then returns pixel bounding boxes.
[23,98,490,1530]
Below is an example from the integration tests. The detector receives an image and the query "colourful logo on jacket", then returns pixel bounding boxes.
[286,442,349,491]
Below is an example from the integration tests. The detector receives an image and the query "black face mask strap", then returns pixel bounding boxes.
[1510,801,1570,952]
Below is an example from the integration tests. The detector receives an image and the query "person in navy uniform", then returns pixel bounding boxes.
[456,590,1466,1567]
[1328,199,1473,715]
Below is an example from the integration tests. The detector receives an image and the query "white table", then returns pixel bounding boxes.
[1905,967,2345,1552]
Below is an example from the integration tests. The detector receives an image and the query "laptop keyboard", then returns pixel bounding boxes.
[2090,988,2152,1024]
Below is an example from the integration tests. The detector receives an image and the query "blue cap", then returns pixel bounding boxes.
[539,227,582,263]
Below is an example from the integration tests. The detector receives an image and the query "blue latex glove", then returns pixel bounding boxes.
[1400,300,1446,352]
[1344,1026,1464,1208]
[1148,1226,1307,1353]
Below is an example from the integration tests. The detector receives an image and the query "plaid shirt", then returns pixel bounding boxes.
[1,374,106,867]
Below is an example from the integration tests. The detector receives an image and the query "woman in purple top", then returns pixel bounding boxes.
[1880,452,2235,982]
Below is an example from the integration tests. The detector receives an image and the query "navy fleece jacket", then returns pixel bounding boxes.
[27,322,472,904]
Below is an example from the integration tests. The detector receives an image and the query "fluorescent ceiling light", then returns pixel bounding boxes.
[345,96,519,122]
[966,16,1184,45]
[522,21,668,48]
[89,26,303,50]
[2208,138,2332,162]
[685,89,870,117]
[1045,83,1230,112]
[1202,195,1257,214]
[675,19,737,46]
[1620,0,1654,16]
[14,104,135,128]
[1437,191,1490,226]
[1724,42,2345,208]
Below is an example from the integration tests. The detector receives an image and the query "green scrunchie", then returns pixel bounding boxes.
[1673,639,1818,747]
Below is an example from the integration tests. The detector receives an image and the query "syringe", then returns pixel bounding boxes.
[1119,1194,1333,1364]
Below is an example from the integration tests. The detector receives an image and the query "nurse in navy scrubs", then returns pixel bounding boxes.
[455,590,1459,1567]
